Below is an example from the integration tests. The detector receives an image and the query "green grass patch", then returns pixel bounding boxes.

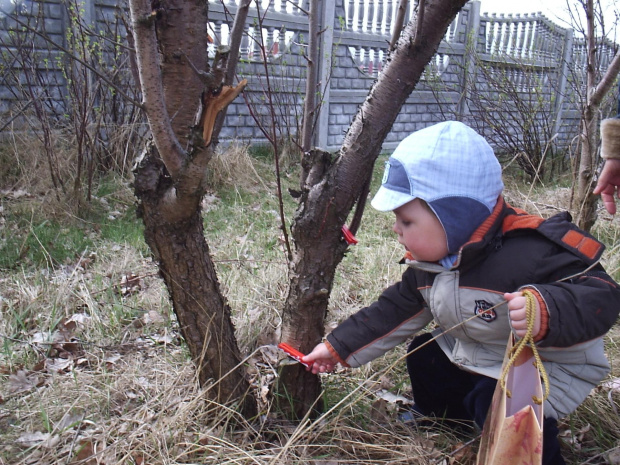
[0,175,146,270]
[247,143,274,160]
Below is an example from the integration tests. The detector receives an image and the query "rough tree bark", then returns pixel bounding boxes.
[277,0,469,419]
[128,0,256,417]
[575,0,620,230]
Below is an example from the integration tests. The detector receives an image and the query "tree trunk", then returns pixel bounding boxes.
[575,0,599,231]
[277,0,468,418]
[132,143,257,418]
[128,0,257,417]
[576,109,599,231]
[279,163,350,417]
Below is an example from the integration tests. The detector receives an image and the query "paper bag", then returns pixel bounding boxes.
[476,335,544,465]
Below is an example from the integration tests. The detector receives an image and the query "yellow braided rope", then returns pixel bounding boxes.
[499,290,550,405]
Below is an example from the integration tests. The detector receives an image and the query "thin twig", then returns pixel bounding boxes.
[243,0,293,261]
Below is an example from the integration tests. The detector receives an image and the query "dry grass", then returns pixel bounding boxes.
[0,125,99,198]
[207,142,272,192]
[1,144,620,464]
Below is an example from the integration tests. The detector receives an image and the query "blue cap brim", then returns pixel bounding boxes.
[370,186,415,212]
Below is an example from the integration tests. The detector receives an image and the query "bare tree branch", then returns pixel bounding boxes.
[592,50,620,107]
[128,0,186,178]
[211,0,251,146]
[390,0,409,50]
[302,0,319,152]
[224,0,252,85]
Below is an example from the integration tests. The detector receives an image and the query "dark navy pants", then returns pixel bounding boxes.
[406,333,565,465]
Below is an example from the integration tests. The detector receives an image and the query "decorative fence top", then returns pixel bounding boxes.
[482,13,569,63]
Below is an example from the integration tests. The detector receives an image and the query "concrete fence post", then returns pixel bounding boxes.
[552,28,574,141]
[456,0,481,119]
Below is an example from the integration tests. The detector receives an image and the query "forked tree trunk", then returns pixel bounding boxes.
[128,0,257,417]
[277,0,469,418]
[133,145,256,416]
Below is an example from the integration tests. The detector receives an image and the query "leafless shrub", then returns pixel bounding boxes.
[0,0,145,201]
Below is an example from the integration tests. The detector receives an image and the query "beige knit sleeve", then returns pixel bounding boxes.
[601,118,620,160]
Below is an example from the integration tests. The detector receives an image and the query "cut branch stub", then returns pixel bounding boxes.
[201,79,248,146]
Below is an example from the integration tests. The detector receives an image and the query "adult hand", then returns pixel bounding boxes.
[504,291,541,339]
[302,342,338,374]
[593,158,620,215]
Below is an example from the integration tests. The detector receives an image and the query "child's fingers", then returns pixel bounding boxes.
[504,291,521,301]
[504,293,525,308]
[307,360,334,374]
[303,343,339,373]
[509,305,528,335]
[509,307,527,322]
[505,290,542,338]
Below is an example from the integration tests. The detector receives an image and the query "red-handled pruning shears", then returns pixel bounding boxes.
[278,342,313,368]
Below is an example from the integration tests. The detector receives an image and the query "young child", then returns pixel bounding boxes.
[303,121,620,465]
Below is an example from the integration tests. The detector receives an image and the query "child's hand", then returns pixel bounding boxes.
[504,291,541,339]
[302,342,338,374]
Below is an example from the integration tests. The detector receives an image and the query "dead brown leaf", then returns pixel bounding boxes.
[69,439,97,465]
[608,448,620,465]
[76,251,97,270]
[44,357,74,373]
[448,441,476,464]
[559,423,592,451]
[31,322,83,359]
[602,377,620,392]
[49,341,83,358]
[31,331,64,345]
[131,453,151,465]
[58,318,78,333]
[7,370,43,395]
[369,398,391,424]
[69,439,116,465]
[0,188,32,199]
[15,431,60,449]
[147,331,178,345]
[104,353,122,370]
[143,309,165,325]
[32,359,47,372]
[56,409,84,431]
